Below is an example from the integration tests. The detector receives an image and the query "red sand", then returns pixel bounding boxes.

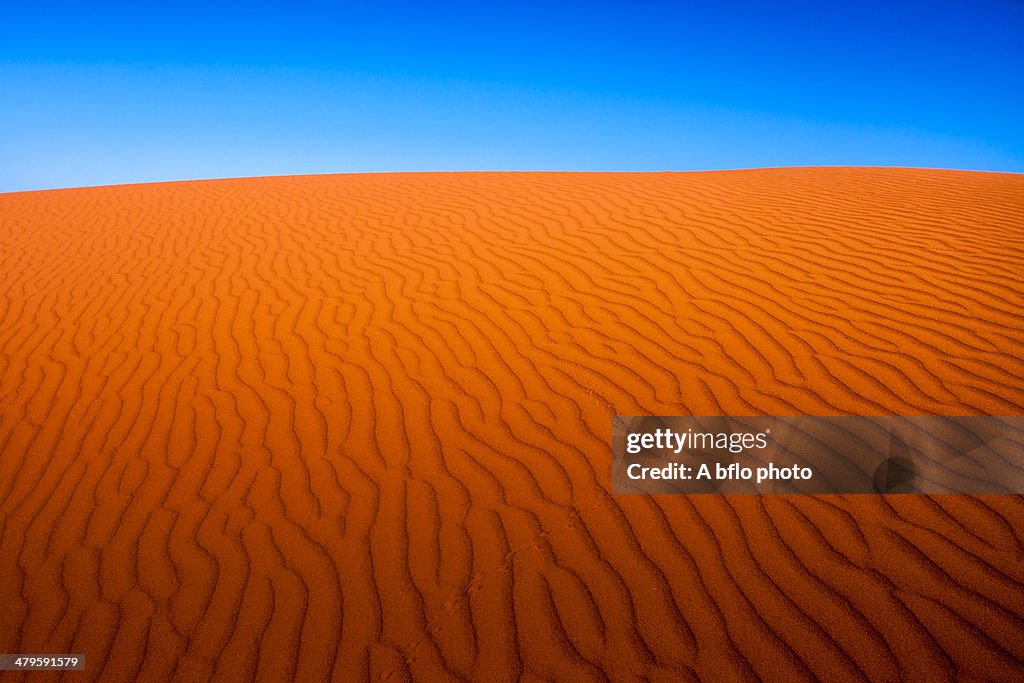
[0,169,1022,680]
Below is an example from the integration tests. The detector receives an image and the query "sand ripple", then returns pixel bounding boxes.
[1,169,1022,680]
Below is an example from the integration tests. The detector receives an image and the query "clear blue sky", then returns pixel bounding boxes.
[2,1,1021,192]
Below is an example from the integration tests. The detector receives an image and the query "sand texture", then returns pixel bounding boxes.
[1,168,1023,681]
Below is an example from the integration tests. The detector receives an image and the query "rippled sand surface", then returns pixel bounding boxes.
[1,169,1022,680]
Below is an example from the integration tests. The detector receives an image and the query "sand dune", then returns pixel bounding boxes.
[0,168,1022,681]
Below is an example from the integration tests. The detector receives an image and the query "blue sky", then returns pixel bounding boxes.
[2,1,1022,192]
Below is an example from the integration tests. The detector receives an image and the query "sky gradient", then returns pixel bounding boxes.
[2,1,1022,192]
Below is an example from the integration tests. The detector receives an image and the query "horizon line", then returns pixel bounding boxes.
[4,165,1021,197]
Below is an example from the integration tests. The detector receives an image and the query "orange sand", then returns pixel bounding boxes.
[0,169,1022,681]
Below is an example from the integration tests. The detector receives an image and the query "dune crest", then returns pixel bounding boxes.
[1,169,1022,680]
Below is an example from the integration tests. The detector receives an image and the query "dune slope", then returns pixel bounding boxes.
[1,169,1023,681]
